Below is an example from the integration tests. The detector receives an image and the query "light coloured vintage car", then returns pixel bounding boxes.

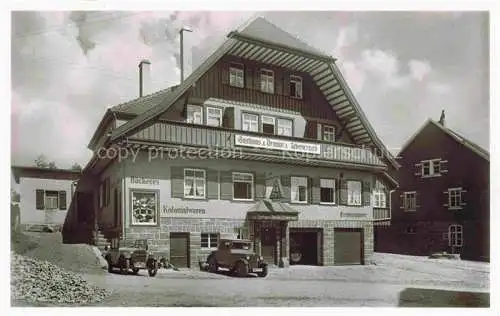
[104,239,159,277]
[206,238,268,277]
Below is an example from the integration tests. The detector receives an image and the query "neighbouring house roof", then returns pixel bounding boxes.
[110,85,178,116]
[108,16,400,170]
[397,119,489,161]
[11,166,81,184]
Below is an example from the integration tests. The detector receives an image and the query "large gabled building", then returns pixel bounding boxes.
[63,17,399,267]
[375,113,489,262]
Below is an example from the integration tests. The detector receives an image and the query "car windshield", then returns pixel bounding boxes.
[232,242,251,250]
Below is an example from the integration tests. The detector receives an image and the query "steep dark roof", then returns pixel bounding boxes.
[110,85,178,116]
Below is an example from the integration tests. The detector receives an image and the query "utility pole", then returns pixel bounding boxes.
[179,26,193,83]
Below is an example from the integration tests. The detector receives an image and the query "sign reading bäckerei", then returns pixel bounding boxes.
[235,134,321,155]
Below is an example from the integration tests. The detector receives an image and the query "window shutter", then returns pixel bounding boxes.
[254,68,261,91]
[305,121,317,139]
[311,177,320,204]
[443,190,449,208]
[222,107,235,129]
[362,181,371,206]
[36,189,45,210]
[280,175,291,203]
[415,191,421,208]
[414,163,422,176]
[221,62,229,85]
[255,172,266,199]
[317,123,322,141]
[171,167,185,198]
[206,169,219,200]
[339,179,348,205]
[283,74,290,96]
[245,67,252,89]
[440,160,448,174]
[400,193,405,209]
[220,171,233,200]
[58,191,67,210]
[460,188,467,207]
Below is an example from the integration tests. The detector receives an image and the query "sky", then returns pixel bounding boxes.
[11,11,489,170]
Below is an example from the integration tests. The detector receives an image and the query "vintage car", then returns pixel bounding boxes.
[104,239,159,276]
[206,238,268,277]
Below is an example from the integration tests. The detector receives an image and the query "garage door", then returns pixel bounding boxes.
[334,228,363,265]
[170,233,190,268]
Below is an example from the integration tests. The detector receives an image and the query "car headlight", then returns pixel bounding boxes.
[245,256,250,260]
[259,256,264,261]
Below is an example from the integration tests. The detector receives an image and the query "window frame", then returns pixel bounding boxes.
[319,178,336,205]
[232,172,254,201]
[130,189,159,226]
[261,115,276,135]
[421,159,442,177]
[373,189,387,208]
[44,190,59,210]
[186,104,203,125]
[291,176,308,204]
[448,224,463,247]
[241,112,259,132]
[289,75,303,99]
[229,63,244,88]
[183,168,206,199]
[205,106,223,127]
[323,125,336,143]
[448,188,463,210]
[260,68,275,94]
[347,180,362,206]
[403,191,417,211]
[277,118,293,136]
[201,233,219,250]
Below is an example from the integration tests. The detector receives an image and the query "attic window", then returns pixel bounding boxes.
[290,75,302,99]
[260,69,274,94]
[229,63,244,88]
[186,104,203,125]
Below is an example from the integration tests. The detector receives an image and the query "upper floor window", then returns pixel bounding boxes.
[186,104,203,125]
[320,178,335,204]
[233,172,254,201]
[291,176,308,203]
[447,188,464,210]
[206,107,223,127]
[373,189,387,208]
[323,125,336,143]
[277,118,293,137]
[260,69,274,94]
[290,75,303,99]
[261,115,276,135]
[403,191,417,211]
[242,113,259,132]
[184,168,205,199]
[229,63,244,88]
[347,180,362,206]
[421,159,441,177]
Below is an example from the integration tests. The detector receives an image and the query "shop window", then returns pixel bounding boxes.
[201,233,219,249]
[131,190,158,226]
[291,176,308,203]
[233,172,254,200]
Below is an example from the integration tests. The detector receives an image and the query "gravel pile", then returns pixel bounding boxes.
[11,252,111,305]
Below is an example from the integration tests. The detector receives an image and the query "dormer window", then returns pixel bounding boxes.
[260,69,274,94]
[229,63,244,88]
[290,75,302,99]
[206,107,223,127]
[323,125,336,143]
[186,104,202,125]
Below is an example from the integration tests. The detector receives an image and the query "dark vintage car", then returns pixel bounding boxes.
[104,239,159,276]
[206,238,268,277]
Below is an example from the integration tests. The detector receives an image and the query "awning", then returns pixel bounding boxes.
[246,200,299,221]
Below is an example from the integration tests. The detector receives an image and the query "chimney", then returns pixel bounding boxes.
[138,59,151,97]
[439,109,445,126]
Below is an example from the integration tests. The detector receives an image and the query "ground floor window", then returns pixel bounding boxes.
[449,224,463,247]
[320,178,335,204]
[233,172,254,200]
[131,190,158,225]
[201,233,218,249]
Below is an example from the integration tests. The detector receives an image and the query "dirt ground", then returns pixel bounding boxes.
[11,232,490,307]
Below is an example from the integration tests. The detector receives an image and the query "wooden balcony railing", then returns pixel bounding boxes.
[130,121,386,167]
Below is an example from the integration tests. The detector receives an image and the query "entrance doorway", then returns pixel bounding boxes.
[261,227,276,265]
[170,232,190,268]
[289,228,322,265]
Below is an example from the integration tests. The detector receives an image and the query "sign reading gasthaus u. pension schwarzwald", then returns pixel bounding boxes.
[235,134,321,155]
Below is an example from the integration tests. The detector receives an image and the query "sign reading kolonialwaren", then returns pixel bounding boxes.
[161,205,206,216]
[235,134,321,155]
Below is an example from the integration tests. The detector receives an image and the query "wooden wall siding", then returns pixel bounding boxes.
[189,55,341,122]
[130,121,385,166]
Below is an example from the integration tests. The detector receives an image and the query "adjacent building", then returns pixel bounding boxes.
[375,114,490,262]
[12,166,80,231]
[63,17,399,267]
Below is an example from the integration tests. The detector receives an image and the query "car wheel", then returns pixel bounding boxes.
[148,262,158,277]
[131,268,140,275]
[120,258,130,275]
[257,265,268,278]
[234,261,248,278]
[208,256,218,273]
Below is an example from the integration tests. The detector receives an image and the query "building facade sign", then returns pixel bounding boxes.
[340,211,368,219]
[235,134,321,155]
[161,205,207,216]
[130,177,160,186]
